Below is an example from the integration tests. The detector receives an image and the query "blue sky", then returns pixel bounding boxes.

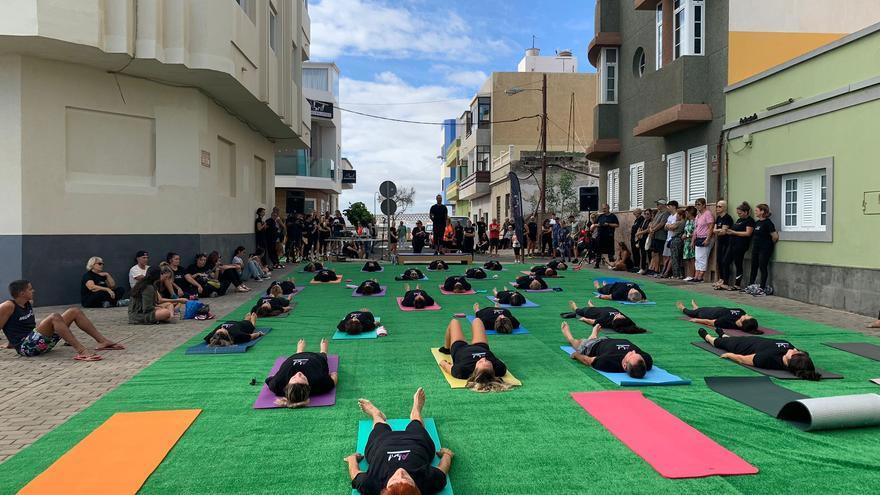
[309,0,596,211]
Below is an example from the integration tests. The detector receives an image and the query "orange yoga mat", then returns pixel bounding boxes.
[19,409,201,495]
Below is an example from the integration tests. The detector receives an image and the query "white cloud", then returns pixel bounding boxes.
[444,70,489,89]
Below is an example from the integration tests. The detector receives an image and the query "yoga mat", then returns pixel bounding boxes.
[570,391,757,479]
[396,297,442,311]
[254,355,339,409]
[466,316,529,335]
[332,318,381,340]
[430,348,521,388]
[519,271,564,278]
[185,328,272,354]
[823,342,880,361]
[595,277,630,285]
[691,341,843,379]
[706,376,880,431]
[310,275,343,284]
[510,282,555,292]
[871,378,880,386]
[361,267,384,272]
[18,409,202,495]
[353,418,453,495]
[439,286,476,295]
[679,316,782,336]
[593,293,655,305]
[351,286,387,297]
[560,346,690,386]
[485,295,539,308]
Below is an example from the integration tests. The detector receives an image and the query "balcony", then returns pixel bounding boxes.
[491,145,519,185]
[634,0,661,11]
[458,171,490,200]
[586,104,621,160]
[275,155,340,193]
[447,181,459,201]
[632,56,713,137]
[301,1,311,60]
[445,138,460,167]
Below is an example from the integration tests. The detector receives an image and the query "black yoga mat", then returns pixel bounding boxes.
[823,342,880,362]
[691,341,843,379]
[705,376,808,416]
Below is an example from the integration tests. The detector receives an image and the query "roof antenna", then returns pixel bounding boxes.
[531,35,537,49]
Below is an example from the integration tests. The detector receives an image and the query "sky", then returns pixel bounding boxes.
[309,0,596,213]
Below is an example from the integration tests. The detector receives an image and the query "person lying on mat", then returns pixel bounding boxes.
[465,267,488,279]
[401,285,436,309]
[0,279,123,361]
[346,388,454,495]
[337,309,377,335]
[472,303,519,334]
[303,261,324,272]
[396,268,425,281]
[356,280,382,296]
[428,260,449,271]
[594,280,646,303]
[362,261,382,272]
[266,338,337,408]
[530,265,558,278]
[562,321,652,378]
[266,280,296,295]
[205,313,265,347]
[437,318,512,392]
[547,259,568,271]
[484,260,503,271]
[313,269,338,282]
[513,274,547,291]
[442,276,472,293]
[563,300,646,334]
[491,287,527,307]
[676,300,759,333]
[696,329,821,380]
[252,285,292,317]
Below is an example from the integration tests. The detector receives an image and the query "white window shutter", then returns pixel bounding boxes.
[630,163,644,210]
[613,169,620,211]
[607,170,614,210]
[686,146,707,204]
[667,152,684,204]
[800,175,816,228]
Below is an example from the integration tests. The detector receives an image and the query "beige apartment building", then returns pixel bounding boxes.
[0,0,311,305]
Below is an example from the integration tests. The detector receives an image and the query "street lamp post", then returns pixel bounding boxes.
[506,73,548,220]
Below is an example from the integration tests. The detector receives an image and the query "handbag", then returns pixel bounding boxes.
[695,237,707,247]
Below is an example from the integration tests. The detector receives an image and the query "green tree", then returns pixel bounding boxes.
[344,202,374,227]
[557,171,577,217]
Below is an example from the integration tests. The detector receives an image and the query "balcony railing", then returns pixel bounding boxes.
[491,145,518,184]
[276,155,336,180]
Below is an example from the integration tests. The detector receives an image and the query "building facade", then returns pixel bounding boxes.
[724,23,880,316]
[0,0,311,304]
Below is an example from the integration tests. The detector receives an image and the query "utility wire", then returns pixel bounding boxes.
[337,106,540,126]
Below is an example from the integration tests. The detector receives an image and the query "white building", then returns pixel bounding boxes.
[517,47,578,73]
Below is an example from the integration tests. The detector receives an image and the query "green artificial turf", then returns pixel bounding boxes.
[2,266,880,494]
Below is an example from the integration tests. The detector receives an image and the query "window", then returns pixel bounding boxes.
[784,178,798,227]
[633,48,646,77]
[465,111,473,138]
[693,0,704,55]
[655,4,663,69]
[236,0,256,23]
[496,196,501,220]
[629,162,644,210]
[666,152,685,204]
[599,47,618,104]
[269,6,278,52]
[476,146,490,172]
[477,98,491,129]
[606,168,620,211]
[820,174,827,226]
[780,170,827,232]
[504,193,510,219]
[673,0,685,59]
[303,68,329,91]
[686,145,707,205]
[673,0,705,60]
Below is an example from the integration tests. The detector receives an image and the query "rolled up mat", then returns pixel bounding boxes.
[185,328,272,354]
[310,275,343,284]
[466,315,529,335]
[438,286,476,295]
[678,316,781,336]
[485,295,539,308]
[254,355,339,409]
[430,348,521,388]
[871,378,880,386]
[705,376,809,417]
[823,342,880,362]
[691,341,843,379]
[353,418,453,495]
[396,297,442,311]
[19,409,201,495]
[561,346,689,386]
[351,286,387,297]
[777,394,880,431]
[571,391,757,478]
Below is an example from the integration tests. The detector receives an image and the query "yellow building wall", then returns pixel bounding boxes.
[728,31,843,85]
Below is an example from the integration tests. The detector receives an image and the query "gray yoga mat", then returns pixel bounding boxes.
[691,341,843,379]
[823,342,880,362]
[706,376,880,431]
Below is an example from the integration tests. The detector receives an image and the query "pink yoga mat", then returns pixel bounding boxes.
[679,316,781,336]
[254,355,339,409]
[438,286,476,295]
[351,286,387,297]
[396,297,441,311]
[571,391,758,479]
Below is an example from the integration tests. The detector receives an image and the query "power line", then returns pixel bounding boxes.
[340,98,467,106]
[337,106,540,126]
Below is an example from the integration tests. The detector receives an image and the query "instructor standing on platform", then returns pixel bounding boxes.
[430,195,448,256]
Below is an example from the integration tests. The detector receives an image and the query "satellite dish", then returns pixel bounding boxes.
[379,181,397,198]
[381,198,397,215]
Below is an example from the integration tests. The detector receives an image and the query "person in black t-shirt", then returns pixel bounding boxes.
[429,195,448,255]
[81,257,127,308]
[183,254,217,298]
[337,309,377,335]
[513,274,547,291]
[356,280,382,296]
[362,261,382,272]
[711,201,735,289]
[562,300,646,334]
[464,267,487,279]
[462,221,476,254]
[313,269,338,282]
[411,221,428,254]
[561,321,652,378]
[471,302,519,334]
[396,268,424,281]
[527,217,538,255]
[491,287,526,307]
[346,388,454,495]
[204,313,265,346]
[594,280,646,303]
[719,202,755,290]
[530,265,558,278]
[442,276,471,293]
[547,259,568,271]
[427,260,448,271]
[401,285,435,309]
[251,284,292,317]
[437,318,512,392]
[304,261,324,272]
[483,260,503,271]
[266,338,338,408]
[593,203,619,267]
[677,300,759,333]
[697,329,820,380]
[748,204,779,291]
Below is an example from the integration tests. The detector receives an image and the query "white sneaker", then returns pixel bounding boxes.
[637,269,646,275]
[683,277,694,282]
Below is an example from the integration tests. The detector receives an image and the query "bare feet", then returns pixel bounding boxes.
[357,399,386,422]
[297,339,306,353]
[691,299,698,310]
[587,300,594,307]
[412,387,426,413]
[568,300,577,311]
[676,301,685,312]
[473,302,480,314]
[868,320,880,328]
[405,283,411,292]
[320,338,328,354]
[561,321,574,343]
[95,342,125,351]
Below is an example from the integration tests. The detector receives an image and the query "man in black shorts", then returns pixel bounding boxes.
[429,195,448,255]
[561,321,652,378]
[593,203,619,268]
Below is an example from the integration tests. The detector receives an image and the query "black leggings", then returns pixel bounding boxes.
[541,235,552,255]
[82,287,125,307]
[722,245,748,286]
[217,268,243,295]
[749,243,774,288]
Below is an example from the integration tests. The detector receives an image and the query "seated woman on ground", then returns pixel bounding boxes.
[547,259,568,271]
[530,265,558,278]
[165,253,197,298]
[362,260,382,272]
[266,338,337,408]
[491,287,527,307]
[232,246,268,282]
[342,241,362,260]
[594,280,646,303]
[401,284,435,309]
[396,268,424,281]
[81,256,127,308]
[442,276,472,293]
[337,309,377,335]
[561,321,652,378]
[607,242,635,272]
[313,268,339,282]
[696,328,821,380]
[563,300,646,334]
[676,300,760,333]
[204,313,265,347]
[184,253,219,298]
[206,251,251,294]
[154,265,187,316]
[128,267,174,324]
[465,267,487,279]
[251,248,273,278]
[472,302,519,334]
[513,274,547,291]
[483,260,503,271]
[303,261,324,272]
[437,318,512,392]
[346,388,453,495]
[356,279,382,295]
[252,284,293,317]
[428,260,449,271]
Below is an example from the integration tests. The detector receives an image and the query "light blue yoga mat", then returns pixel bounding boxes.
[332,317,381,340]
[354,418,452,495]
[593,293,656,305]
[466,315,528,335]
[484,295,539,308]
[560,346,690,386]
[185,327,272,354]
[595,277,631,285]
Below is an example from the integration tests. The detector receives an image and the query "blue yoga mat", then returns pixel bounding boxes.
[560,346,690,386]
[185,327,272,354]
[484,295,539,308]
[593,293,656,305]
[353,418,452,495]
[333,317,381,340]
[466,315,528,335]
[595,277,631,285]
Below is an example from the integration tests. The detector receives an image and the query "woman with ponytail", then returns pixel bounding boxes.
[696,330,821,380]
[436,318,513,393]
[266,338,337,408]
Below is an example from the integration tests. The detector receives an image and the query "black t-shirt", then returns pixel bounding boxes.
[730,216,755,250]
[588,338,653,373]
[495,290,522,305]
[428,260,448,270]
[630,216,645,239]
[695,307,746,329]
[450,341,507,379]
[753,218,776,248]
[204,321,255,344]
[254,218,267,243]
[351,421,446,495]
[170,265,192,291]
[314,269,338,282]
[715,214,734,247]
[576,306,623,327]
[465,268,486,279]
[2,301,36,348]
[80,271,109,302]
[476,221,487,238]
[266,352,335,397]
[596,213,619,239]
[547,260,566,270]
[515,274,547,290]
[362,261,381,272]
[429,203,448,226]
[483,261,502,271]
[402,289,434,307]
[475,307,519,330]
[402,268,424,280]
[336,311,376,333]
[599,282,645,301]
[186,263,209,278]
[356,281,382,294]
[527,221,538,238]
[442,276,471,291]
[715,336,793,370]
[256,295,289,311]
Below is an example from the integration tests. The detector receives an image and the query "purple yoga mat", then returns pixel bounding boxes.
[438,286,476,295]
[351,286,387,297]
[679,316,781,336]
[254,354,339,409]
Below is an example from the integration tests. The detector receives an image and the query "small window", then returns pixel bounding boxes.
[673,0,685,60]
[269,6,279,52]
[655,4,663,69]
[784,178,798,227]
[820,174,827,226]
[606,168,620,211]
[633,48,646,77]
[780,170,826,232]
[599,47,618,104]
